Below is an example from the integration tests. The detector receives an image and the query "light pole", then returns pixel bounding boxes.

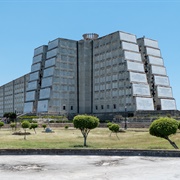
[124,106,127,130]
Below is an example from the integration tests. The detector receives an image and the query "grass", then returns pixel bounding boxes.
[0,126,180,150]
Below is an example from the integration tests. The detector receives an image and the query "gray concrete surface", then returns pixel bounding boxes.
[0,155,179,180]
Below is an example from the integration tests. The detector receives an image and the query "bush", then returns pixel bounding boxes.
[108,123,120,139]
[30,123,38,133]
[49,120,55,123]
[0,121,4,129]
[42,124,47,130]
[21,120,30,140]
[56,120,61,123]
[10,122,16,130]
[149,117,179,149]
[32,120,38,123]
[109,124,120,133]
[107,122,113,128]
[73,115,99,146]
[64,125,69,129]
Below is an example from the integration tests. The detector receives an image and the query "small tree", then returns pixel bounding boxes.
[107,122,113,128]
[42,124,47,130]
[0,122,4,129]
[73,115,99,146]
[149,117,179,149]
[10,122,16,131]
[30,123,38,134]
[109,123,120,139]
[21,120,30,140]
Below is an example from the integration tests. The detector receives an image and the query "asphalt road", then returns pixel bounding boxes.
[0,155,179,180]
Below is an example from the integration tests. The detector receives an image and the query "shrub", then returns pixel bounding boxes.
[73,115,99,146]
[107,122,113,128]
[32,120,37,123]
[149,117,179,149]
[21,120,30,140]
[109,124,120,133]
[56,120,61,123]
[10,122,16,130]
[108,123,120,139]
[42,124,47,130]
[0,121,4,129]
[64,125,69,129]
[30,123,38,134]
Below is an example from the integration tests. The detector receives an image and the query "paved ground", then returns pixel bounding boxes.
[0,155,179,180]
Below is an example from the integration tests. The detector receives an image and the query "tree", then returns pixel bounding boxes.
[73,115,99,146]
[108,123,120,139]
[30,123,38,134]
[149,117,179,149]
[10,122,16,131]
[3,112,17,123]
[0,122,4,129]
[42,124,47,130]
[107,122,113,128]
[21,120,30,140]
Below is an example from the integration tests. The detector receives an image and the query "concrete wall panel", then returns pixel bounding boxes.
[157,86,173,98]
[48,39,59,50]
[161,99,177,110]
[27,81,38,91]
[119,32,136,43]
[34,46,44,56]
[46,48,58,59]
[151,66,166,75]
[132,83,150,96]
[154,76,169,86]
[39,88,51,99]
[136,97,154,110]
[33,54,43,64]
[144,39,159,48]
[127,61,144,72]
[23,102,33,113]
[148,56,164,66]
[43,67,54,77]
[29,72,39,81]
[124,51,142,62]
[31,63,41,72]
[41,77,53,88]
[45,58,56,68]
[37,100,48,112]
[122,42,139,52]
[146,47,161,57]
[26,91,36,101]
[130,72,147,83]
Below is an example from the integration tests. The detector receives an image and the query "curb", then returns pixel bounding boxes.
[0,149,180,157]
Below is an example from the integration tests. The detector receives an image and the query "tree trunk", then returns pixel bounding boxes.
[165,137,179,149]
[24,129,26,140]
[83,135,87,146]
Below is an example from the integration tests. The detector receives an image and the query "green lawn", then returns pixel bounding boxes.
[0,127,180,150]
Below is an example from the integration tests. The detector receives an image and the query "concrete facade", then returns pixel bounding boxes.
[0,31,177,117]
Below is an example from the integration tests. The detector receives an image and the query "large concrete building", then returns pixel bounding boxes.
[0,31,177,117]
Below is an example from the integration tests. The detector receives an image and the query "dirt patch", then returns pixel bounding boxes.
[12,132,31,135]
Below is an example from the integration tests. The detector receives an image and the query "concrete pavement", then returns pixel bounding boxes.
[0,155,179,180]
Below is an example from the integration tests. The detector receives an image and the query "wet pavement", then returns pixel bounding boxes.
[0,155,180,180]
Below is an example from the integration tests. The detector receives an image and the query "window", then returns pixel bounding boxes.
[95,105,98,110]
[113,104,116,109]
[101,105,104,109]
[63,105,66,110]
[107,105,110,109]
[70,106,73,110]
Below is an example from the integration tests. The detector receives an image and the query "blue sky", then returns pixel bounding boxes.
[0,0,180,110]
